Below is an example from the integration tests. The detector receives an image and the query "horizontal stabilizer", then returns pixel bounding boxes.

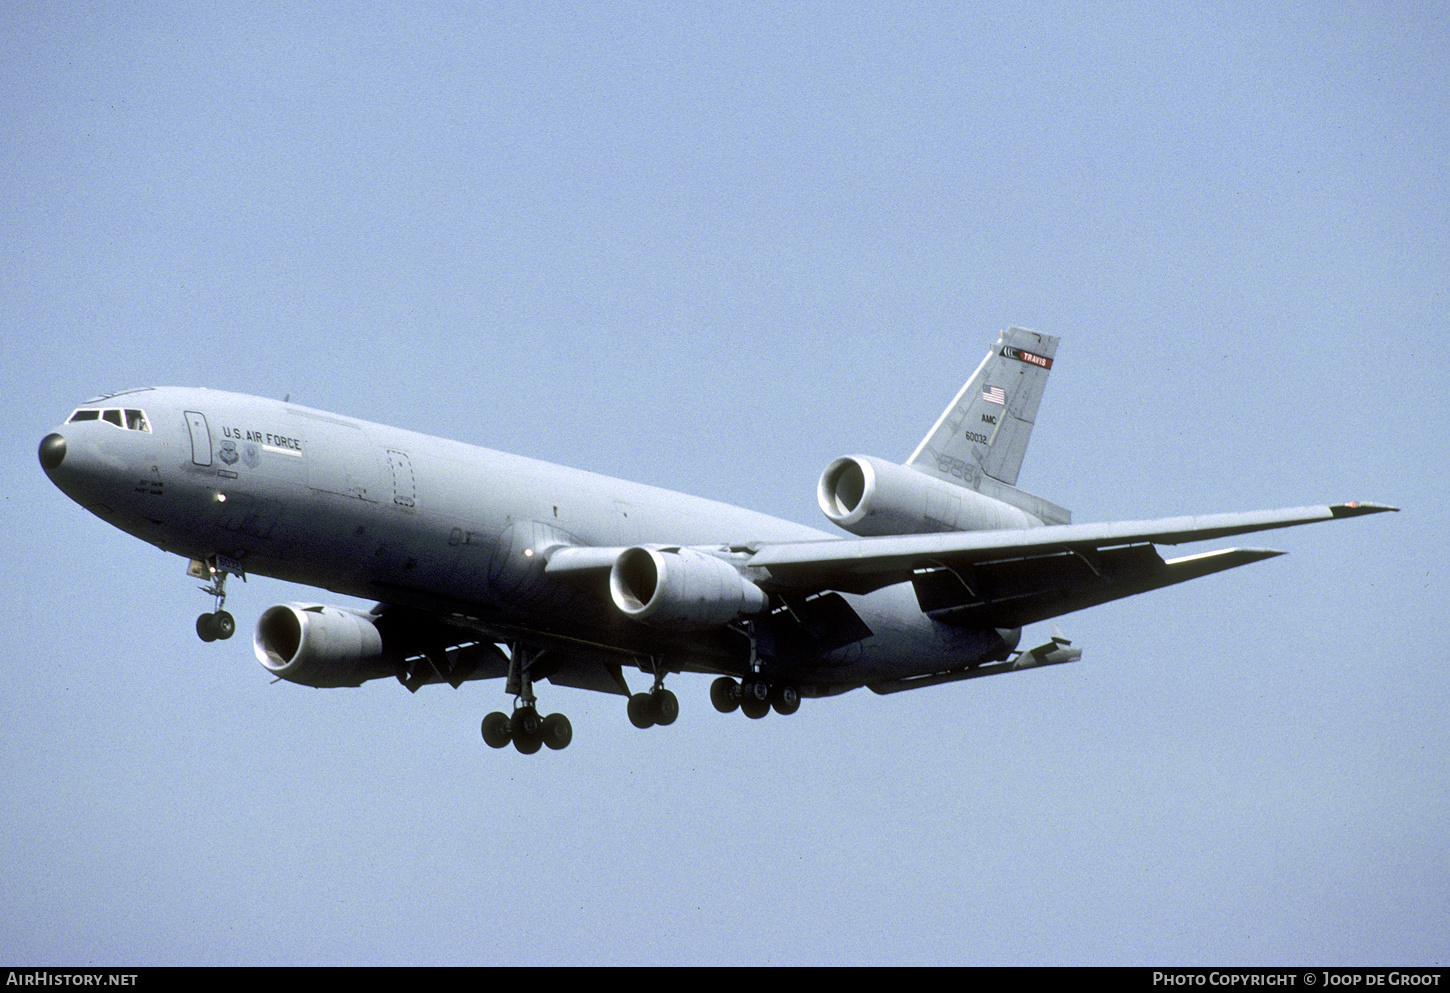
[1013,629,1082,669]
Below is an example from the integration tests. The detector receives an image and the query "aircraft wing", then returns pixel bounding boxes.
[746,501,1395,626]
[546,501,1396,628]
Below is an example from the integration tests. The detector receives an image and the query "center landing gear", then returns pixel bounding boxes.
[480,644,572,753]
[626,657,678,730]
[193,559,236,642]
[627,688,678,729]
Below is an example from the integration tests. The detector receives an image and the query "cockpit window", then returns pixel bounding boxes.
[67,407,152,432]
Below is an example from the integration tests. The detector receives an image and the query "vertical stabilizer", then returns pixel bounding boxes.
[907,328,1058,489]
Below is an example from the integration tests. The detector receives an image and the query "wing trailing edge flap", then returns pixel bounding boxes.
[913,545,1285,628]
[541,656,632,696]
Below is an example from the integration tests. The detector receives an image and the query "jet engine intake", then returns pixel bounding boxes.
[818,454,1038,535]
[254,603,394,688]
[609,546,768,630]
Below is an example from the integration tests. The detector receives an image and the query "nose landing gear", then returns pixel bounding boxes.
[190,556,240,642]
[196,609,235,642]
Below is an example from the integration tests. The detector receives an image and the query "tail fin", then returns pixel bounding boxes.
[906,328,1069,524]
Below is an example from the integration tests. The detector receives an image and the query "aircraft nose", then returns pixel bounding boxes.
[39,433,66,472]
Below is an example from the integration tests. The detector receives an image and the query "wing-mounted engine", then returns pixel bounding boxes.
[818,454,1039,536]
[609,546,768,630]
[253,603,397,688]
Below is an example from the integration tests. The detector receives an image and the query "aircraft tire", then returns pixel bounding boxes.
[771,685,800,716]
[652,689,679,726]
[214,610,236,640]
[742,679,770,703]
[740,696,770,720]
[541,713,572,750]
[513,729,542,754]
[481,711,511,748]
[196,613,218,643]
[627,693,656,729]
[710,677,740,714]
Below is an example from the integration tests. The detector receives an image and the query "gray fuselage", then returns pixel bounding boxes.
[42,387,1016,689]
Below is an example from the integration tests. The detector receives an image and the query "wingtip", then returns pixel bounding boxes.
[1330,501,1399,518]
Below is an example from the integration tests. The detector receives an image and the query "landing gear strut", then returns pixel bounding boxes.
[709,620,801,719]
[480,644,572,753]
[193,559,236,642]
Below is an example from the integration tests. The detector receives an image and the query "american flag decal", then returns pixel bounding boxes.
[982,385,1006,405]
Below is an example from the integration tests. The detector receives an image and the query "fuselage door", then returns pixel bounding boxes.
[388,450,416,508]
[185,411,212,466]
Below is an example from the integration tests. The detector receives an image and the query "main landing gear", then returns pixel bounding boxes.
[627,657,679,730]
[194,560,236,642]
[710,677,800,719]
[480,707,572,754]
[709,621,800,719]
[481,644,572,753]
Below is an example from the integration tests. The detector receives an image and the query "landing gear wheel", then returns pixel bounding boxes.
[652,689,679,726]
[627,692,656,729]
[771,684,800,716]
[481,711,511,749]
[541,713,572,750]
[514,730,542,754]
[740,695,770,720]
[711,677,741,714]
[740,679,770,718]
[512,708,543,754]
[196,613,218,642]
[212,610,236,640]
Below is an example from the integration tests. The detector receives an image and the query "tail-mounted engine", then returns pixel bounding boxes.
[253,603,395,688]
[609,546,768,630]
[817,454,1038,536]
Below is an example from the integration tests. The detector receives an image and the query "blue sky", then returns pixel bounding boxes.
[3,1,1445,965]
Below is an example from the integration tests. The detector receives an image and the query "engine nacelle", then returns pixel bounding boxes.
[253,603,394,688]
[817,454,1038,536]
[609,546,769,630]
